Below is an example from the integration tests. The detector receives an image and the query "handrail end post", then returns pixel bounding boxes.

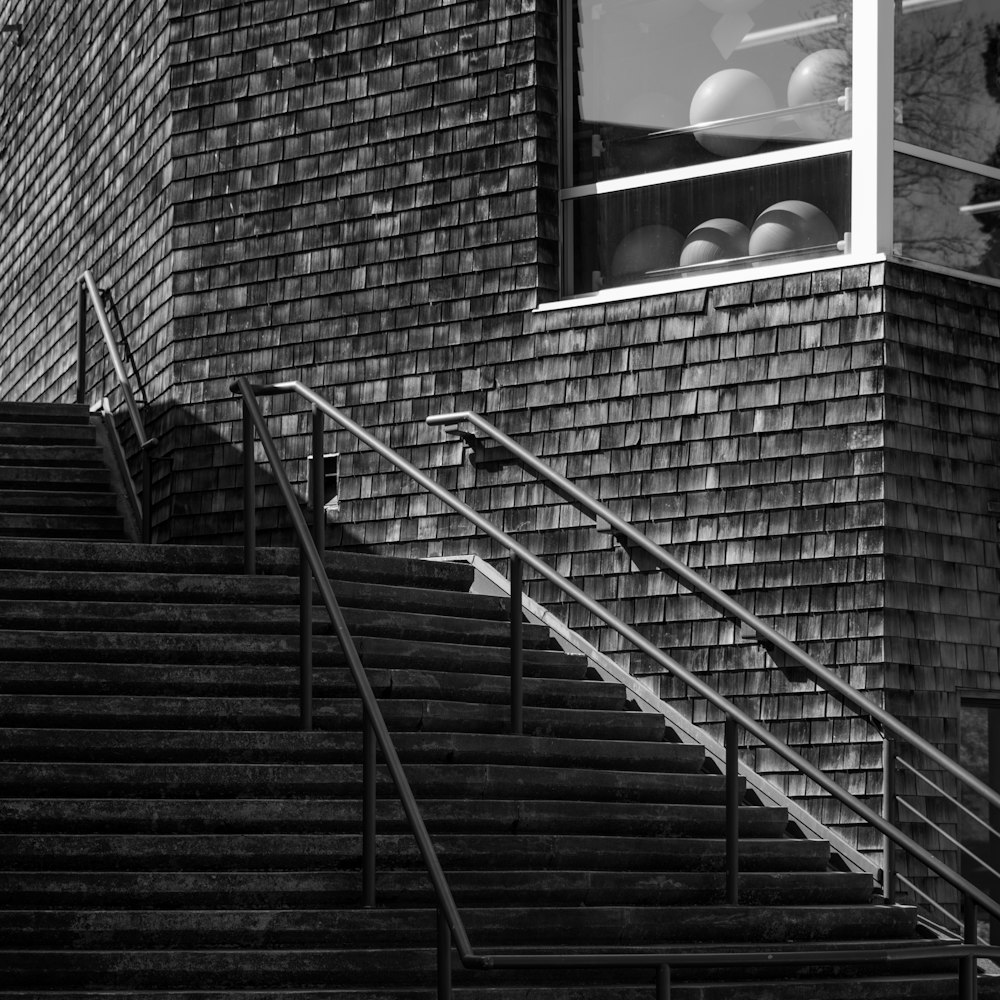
[656,963,671,1000]
[437,908,453,1000]
[363,712,377,908]
[725,716,740,905]
[76,279,87,405]
[241,401,256,576]
[510,555,524,737]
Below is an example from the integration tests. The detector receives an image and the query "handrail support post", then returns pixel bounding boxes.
[656,964,671,1000]
[725,716,740,905]
[960,897,979,1000]
[299,543,313,731]
[510,555,524,736]
[311,404,325,553]
[883,736,897,904]
[140,448,152,544]
[242,405,256,575]
[363,711,377,907]
[76,280,87,405]
[437,908,453,1000]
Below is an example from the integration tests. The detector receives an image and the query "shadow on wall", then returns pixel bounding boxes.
[114,400,367,551]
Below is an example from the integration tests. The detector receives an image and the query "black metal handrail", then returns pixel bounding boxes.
[75,270,156,542]
[428,410,1000,932]
[232,379,1000,1000]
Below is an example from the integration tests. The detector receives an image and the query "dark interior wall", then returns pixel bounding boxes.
[0,0,173,415]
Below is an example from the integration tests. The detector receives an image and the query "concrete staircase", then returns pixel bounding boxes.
[0,401,991,998]
[0,402,130,541]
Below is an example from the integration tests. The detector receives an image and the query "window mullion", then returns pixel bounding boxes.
[850,0,895,257]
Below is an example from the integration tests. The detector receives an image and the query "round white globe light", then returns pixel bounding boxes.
[748,200,839,255]
[689,68,775,157]
[680,218,750,266]
[611,225,684,277]
[787,48,851,141]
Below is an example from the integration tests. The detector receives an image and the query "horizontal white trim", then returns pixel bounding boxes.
[535,251,886,313]
[431,553,877,878]
[561,140,853,201]
[895,141,1000,183]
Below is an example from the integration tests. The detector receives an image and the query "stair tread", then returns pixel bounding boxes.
[0,598,553,647]
[0,728,702,769]
[0,568,510,617]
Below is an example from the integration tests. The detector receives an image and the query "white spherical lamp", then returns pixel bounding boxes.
[748,200,839,255]
[787,48,851,141]
[680,218,750,266]
[689,68,775,157]
[611,226,684,277]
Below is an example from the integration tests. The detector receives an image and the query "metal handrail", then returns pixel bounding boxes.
[230,378,474,959]
[426,411,1000,819]
[76,270,156,541]
[231,379,1000,1000]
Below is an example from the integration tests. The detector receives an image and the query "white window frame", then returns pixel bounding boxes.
[550,0,1000,309]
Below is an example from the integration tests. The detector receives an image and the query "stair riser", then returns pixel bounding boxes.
[0,762,726,804]
[0,953,961,992]
[0,602,553,648]
[0,697,666,741]
[0,870,875,908]
[0,665,623,710]
[0,423,98,445]
[0,903,918,949]
[0,569,510,618]
[0,444,107,466]
[0,799,787,838]
[0,492,119,512]
[0,632,589,678]
[0,833,830,872]
[0,729,704,771]
[0,539,476,590]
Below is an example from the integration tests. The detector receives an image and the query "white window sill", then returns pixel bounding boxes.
[534,251,887,314]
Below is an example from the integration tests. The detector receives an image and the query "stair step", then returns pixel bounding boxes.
[0,512,127,539]
[0,598,553,647]
[0,420,97,445]
[0,868,876,907]
[0,728,702,770]
[0,903,919,949]
[0,538,476,589]
[0,832,832,871]
[0,631,590,677]
[0,761,719,802]
[0,402,93,424]
[0,663,626,710]
[0,940,955,991]
[0,694,667,739]
[0,568,510,618]
[1,981,994,1000]
[0,490,120,513]
[0,797,786,837]
[0,465,113,489]
[0,443,108,467]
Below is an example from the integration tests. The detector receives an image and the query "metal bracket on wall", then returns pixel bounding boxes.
[444,429,517,472]
[2,24,22,46]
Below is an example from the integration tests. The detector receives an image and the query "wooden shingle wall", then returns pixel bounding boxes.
[881,266,1000,909]
[0,0,173,425]
[164,0,559,539]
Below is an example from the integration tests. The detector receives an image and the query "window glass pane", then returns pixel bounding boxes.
[567,154,850,296]
[569,0,853,187]
[894,152,1000,277]
[895,0,1000,168]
